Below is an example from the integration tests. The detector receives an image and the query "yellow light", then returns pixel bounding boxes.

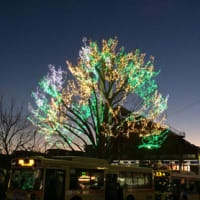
[181,178,185,184]
[91,176,95,181]
[18,159,35,167]
[96,167,107,170]
[18,159,24,165]
[78,175,95,182]
[154,171,166,177]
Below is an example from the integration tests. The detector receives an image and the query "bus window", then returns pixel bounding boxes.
[69,168,104,190]
[118,172,152,189]
[44,169,65,200]
[9,168,43,190]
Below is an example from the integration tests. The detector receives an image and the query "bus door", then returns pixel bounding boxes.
[153,171,171,200]
[44,169,65,200]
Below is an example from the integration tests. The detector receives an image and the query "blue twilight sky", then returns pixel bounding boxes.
[0,0,200,146]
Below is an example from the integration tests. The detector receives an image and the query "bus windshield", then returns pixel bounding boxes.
[9,168,43,191]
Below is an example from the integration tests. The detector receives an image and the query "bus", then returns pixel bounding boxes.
[153,169,200,200]
[6,156,155,200]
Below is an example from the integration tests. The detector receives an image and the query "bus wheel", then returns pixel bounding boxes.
[70,196,82,200]
[126,195,135,200]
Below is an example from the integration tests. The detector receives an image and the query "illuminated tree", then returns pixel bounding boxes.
[29,38,168,155]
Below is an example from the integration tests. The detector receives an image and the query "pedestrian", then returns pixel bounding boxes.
[0,169,6,200]
[105,174,123,200]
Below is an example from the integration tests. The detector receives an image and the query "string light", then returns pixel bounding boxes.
[29,38,169,150]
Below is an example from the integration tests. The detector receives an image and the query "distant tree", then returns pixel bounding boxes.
[24,129,48,153]
[29,38,168,157]
[0,97,44,155]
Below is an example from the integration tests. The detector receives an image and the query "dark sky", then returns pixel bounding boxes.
[0,0,200,145]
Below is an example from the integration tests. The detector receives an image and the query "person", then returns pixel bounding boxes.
[0,170,6,200]
[172,183,180,200]
[105,174,123,200]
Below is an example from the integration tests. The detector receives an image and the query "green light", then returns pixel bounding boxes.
[138,129,169,149]
[29,38,169,151]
